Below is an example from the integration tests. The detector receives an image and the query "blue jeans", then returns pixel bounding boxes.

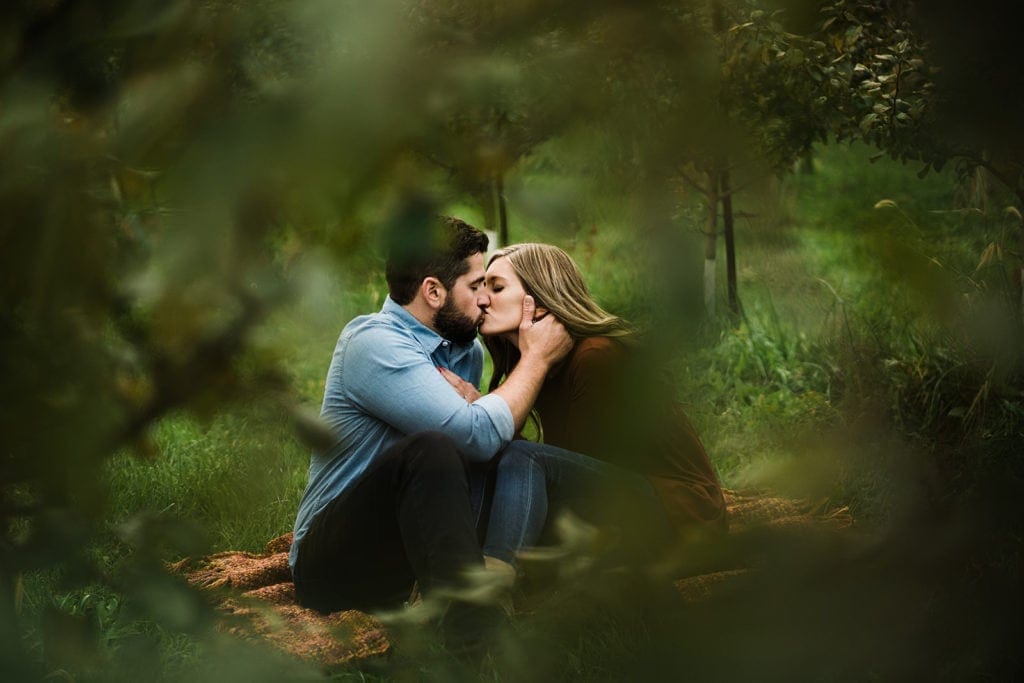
[480,440,673,565]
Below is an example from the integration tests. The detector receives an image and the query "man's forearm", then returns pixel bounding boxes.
[488,296,573,432]
[491,355,550,431]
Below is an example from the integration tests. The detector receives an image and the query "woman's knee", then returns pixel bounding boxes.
[496,440,543,477]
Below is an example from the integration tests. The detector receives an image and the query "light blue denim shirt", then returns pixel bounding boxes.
[290,296,515,568]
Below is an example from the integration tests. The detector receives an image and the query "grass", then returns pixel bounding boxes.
[663,144,1021,512]
[105,407,308,553]
[20,141,1023,680]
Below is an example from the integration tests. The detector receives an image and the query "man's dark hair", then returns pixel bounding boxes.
[385,216,489,305]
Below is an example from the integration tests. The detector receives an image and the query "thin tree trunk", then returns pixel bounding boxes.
[706,0,725,317]
[496,173,509,247]
[721,168,739,316]
[799,148,814,174]
[704,168,719,315]
[1012,189,1024,322]
[1018,206,1024,321]
[967,150,992,211]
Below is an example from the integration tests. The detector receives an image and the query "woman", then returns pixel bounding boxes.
[474,243,727,553]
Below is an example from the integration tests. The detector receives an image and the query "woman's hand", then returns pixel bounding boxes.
[438,367,482,403]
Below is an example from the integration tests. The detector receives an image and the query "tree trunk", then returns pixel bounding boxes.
[1018,206,1024,321]
[496,172,509,248]
[798,148,814,174]
[705,0,726,317]
[721,168,739,316]
[965,150,992,211]
[704,168,719,315]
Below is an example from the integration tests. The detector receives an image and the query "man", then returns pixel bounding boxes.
[289,216,571,619]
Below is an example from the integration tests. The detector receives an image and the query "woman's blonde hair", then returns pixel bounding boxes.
[484,242,632,391]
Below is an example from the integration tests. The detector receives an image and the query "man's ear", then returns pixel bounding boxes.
[534,305,550,320]
[420,277,446,310]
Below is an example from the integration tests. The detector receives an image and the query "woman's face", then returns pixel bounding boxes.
[479,256,529,339]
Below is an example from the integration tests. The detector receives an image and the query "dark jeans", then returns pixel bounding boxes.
[481,440,674,565]
[293,431,484,613]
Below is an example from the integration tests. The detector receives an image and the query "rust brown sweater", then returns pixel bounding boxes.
[533,336,728,534]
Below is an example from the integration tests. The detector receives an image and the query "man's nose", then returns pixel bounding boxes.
[476,290,490,308]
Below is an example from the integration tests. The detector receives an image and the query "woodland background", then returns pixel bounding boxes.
[1,0,1021,679]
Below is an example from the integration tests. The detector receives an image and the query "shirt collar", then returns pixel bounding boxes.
[381,296,475,359]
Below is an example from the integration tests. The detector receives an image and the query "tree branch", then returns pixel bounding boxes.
[676,165,711,197]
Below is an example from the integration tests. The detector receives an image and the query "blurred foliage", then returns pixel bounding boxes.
[724,0,1024,202]
[1,0,1022,680]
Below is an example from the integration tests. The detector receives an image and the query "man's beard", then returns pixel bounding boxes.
[434,297,481,345]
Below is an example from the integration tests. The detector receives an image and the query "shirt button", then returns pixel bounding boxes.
[442,341,450,347]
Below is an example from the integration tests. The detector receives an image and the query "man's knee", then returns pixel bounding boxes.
[394,430,464,474]
[403,430,459,456]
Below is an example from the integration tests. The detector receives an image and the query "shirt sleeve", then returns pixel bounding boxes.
[341,324,514,461]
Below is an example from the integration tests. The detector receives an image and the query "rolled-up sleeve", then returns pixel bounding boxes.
[341,324,514,461]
